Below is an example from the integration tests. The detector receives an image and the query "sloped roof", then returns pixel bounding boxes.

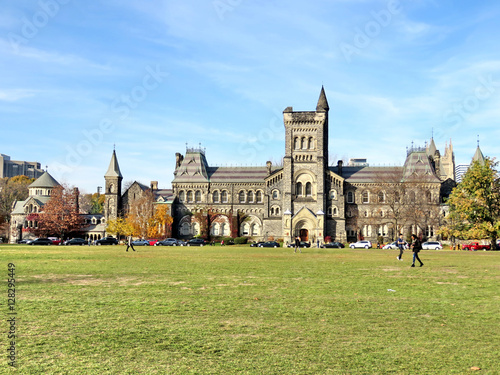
[105,150,122,178]
[316,86,329,111]
[402,151,441,182]
[426,138,437,156]
[28,171,60,188]
[472,146,485,165]
[338,166,403,183]
[172,151,209,183]
[207,166,271,183]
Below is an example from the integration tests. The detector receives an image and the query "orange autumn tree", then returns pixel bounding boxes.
[125,191,155,238]
[147,204,174,239]
[35,185,83,238]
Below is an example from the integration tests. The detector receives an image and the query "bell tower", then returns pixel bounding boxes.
[104,149,123,220]
[282,87,329,243]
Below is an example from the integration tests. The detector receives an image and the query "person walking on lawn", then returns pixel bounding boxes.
[396,233,405,261]
[410,234,424,267]
[294,236,301,253]
[126,235,135,252]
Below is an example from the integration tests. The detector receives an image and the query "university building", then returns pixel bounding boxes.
[104,87,458,244]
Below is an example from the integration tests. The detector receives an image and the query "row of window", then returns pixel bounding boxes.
[178,221,261,236]
[178,190,265,204]
[294,136,315,150]
[346,190,434,204]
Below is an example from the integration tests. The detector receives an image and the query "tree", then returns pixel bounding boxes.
[0,176,35,239]
[125,190,155,238]
[106,217,133,240]
[34,185,84,238]
[80,193,105,214]
[439,158,500,248]
[147,204,173,238]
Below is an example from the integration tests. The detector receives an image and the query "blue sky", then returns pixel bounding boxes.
[1,0,500,193]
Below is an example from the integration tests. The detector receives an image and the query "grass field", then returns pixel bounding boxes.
[1,244,499,374]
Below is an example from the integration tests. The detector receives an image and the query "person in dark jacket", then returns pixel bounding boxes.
[396,233,405,261]
[294,236,301,253]
[410,234,423,267]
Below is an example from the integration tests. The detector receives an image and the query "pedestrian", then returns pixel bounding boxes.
[221,239,225,246]
[88,238,91,246]
[396,233,405,261]
[410,234,424,267]
[126,235,135,252]
[294,236,301,253]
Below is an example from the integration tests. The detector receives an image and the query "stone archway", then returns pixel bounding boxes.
[294,219,314,242]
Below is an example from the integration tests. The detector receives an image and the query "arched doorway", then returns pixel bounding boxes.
[300,229,309,241]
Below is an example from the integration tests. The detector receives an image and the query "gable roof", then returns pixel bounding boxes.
[402,150,441,182]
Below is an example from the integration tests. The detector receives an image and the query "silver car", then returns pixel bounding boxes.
[349,240,372,249]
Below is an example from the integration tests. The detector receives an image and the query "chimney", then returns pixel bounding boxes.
[150,181,158,191]
[337,160,343,175]
[266,161,272,175]
[73,187,80,213]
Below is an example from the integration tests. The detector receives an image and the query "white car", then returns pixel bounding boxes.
[422,241,442,250]
[349,240,372,249]
[382,241,398,249]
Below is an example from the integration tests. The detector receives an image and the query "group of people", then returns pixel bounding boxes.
[397,233,424,267]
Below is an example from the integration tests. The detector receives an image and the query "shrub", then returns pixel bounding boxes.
[234,237,248,244]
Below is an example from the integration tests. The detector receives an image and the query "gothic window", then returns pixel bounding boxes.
[362,191,369,204]
[272,190,279,200]
[294,137,300,149]
[330,190,337,200]
[275,207,280,215]
[296,182,303,197]
[187,191,194,203]
[242,223,250,235]
[180,222,190,235]
[239,191,246,203]
[179,191,185,203]
[195,191,202,203]
[248,191,254,203]
[347,191,354,203]
[308,137,314,149]
[211,223,220,236]
[256,190,262,203]
[332,206,338,216]
[220,223,228,236]
[213,190,219,203]
[378,191,385,203]
[327,207,332,216]
[364,211,368,217]
[301,137,307,149]
[221,190,228,203]
[305,182,312,197]
[251,224,259,236]
[270,207,275,215]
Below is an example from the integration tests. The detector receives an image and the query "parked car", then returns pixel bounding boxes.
[131,239,150,246]
[95,237,119,245]
[382,241,399,250]
[156,238,181,246]
[259,241,281,248]
[321,242,344,248]
[49,238,62,245]
[422,241,443,250]
[147,239,159,246]
[63,238,87,246]
[461,242,490,251]
[287,241,311,248]
[29,238,53,245]
[250,241,265,247]
[349,240,372,249]
[187,238,206,246]
[17,239,33,244]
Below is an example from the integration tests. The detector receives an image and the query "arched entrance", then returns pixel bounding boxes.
[300,229,309,241]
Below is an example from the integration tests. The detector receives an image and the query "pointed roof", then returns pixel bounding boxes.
[28,171,60,188]
[472,146,485,165]
[316,86,329,111]
[105,150,122,178]
[172,149,210,183]
[426,137,437,157]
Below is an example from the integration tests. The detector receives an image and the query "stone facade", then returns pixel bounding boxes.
[104,87,457,244]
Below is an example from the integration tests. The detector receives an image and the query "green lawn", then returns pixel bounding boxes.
[1,244,499,374]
